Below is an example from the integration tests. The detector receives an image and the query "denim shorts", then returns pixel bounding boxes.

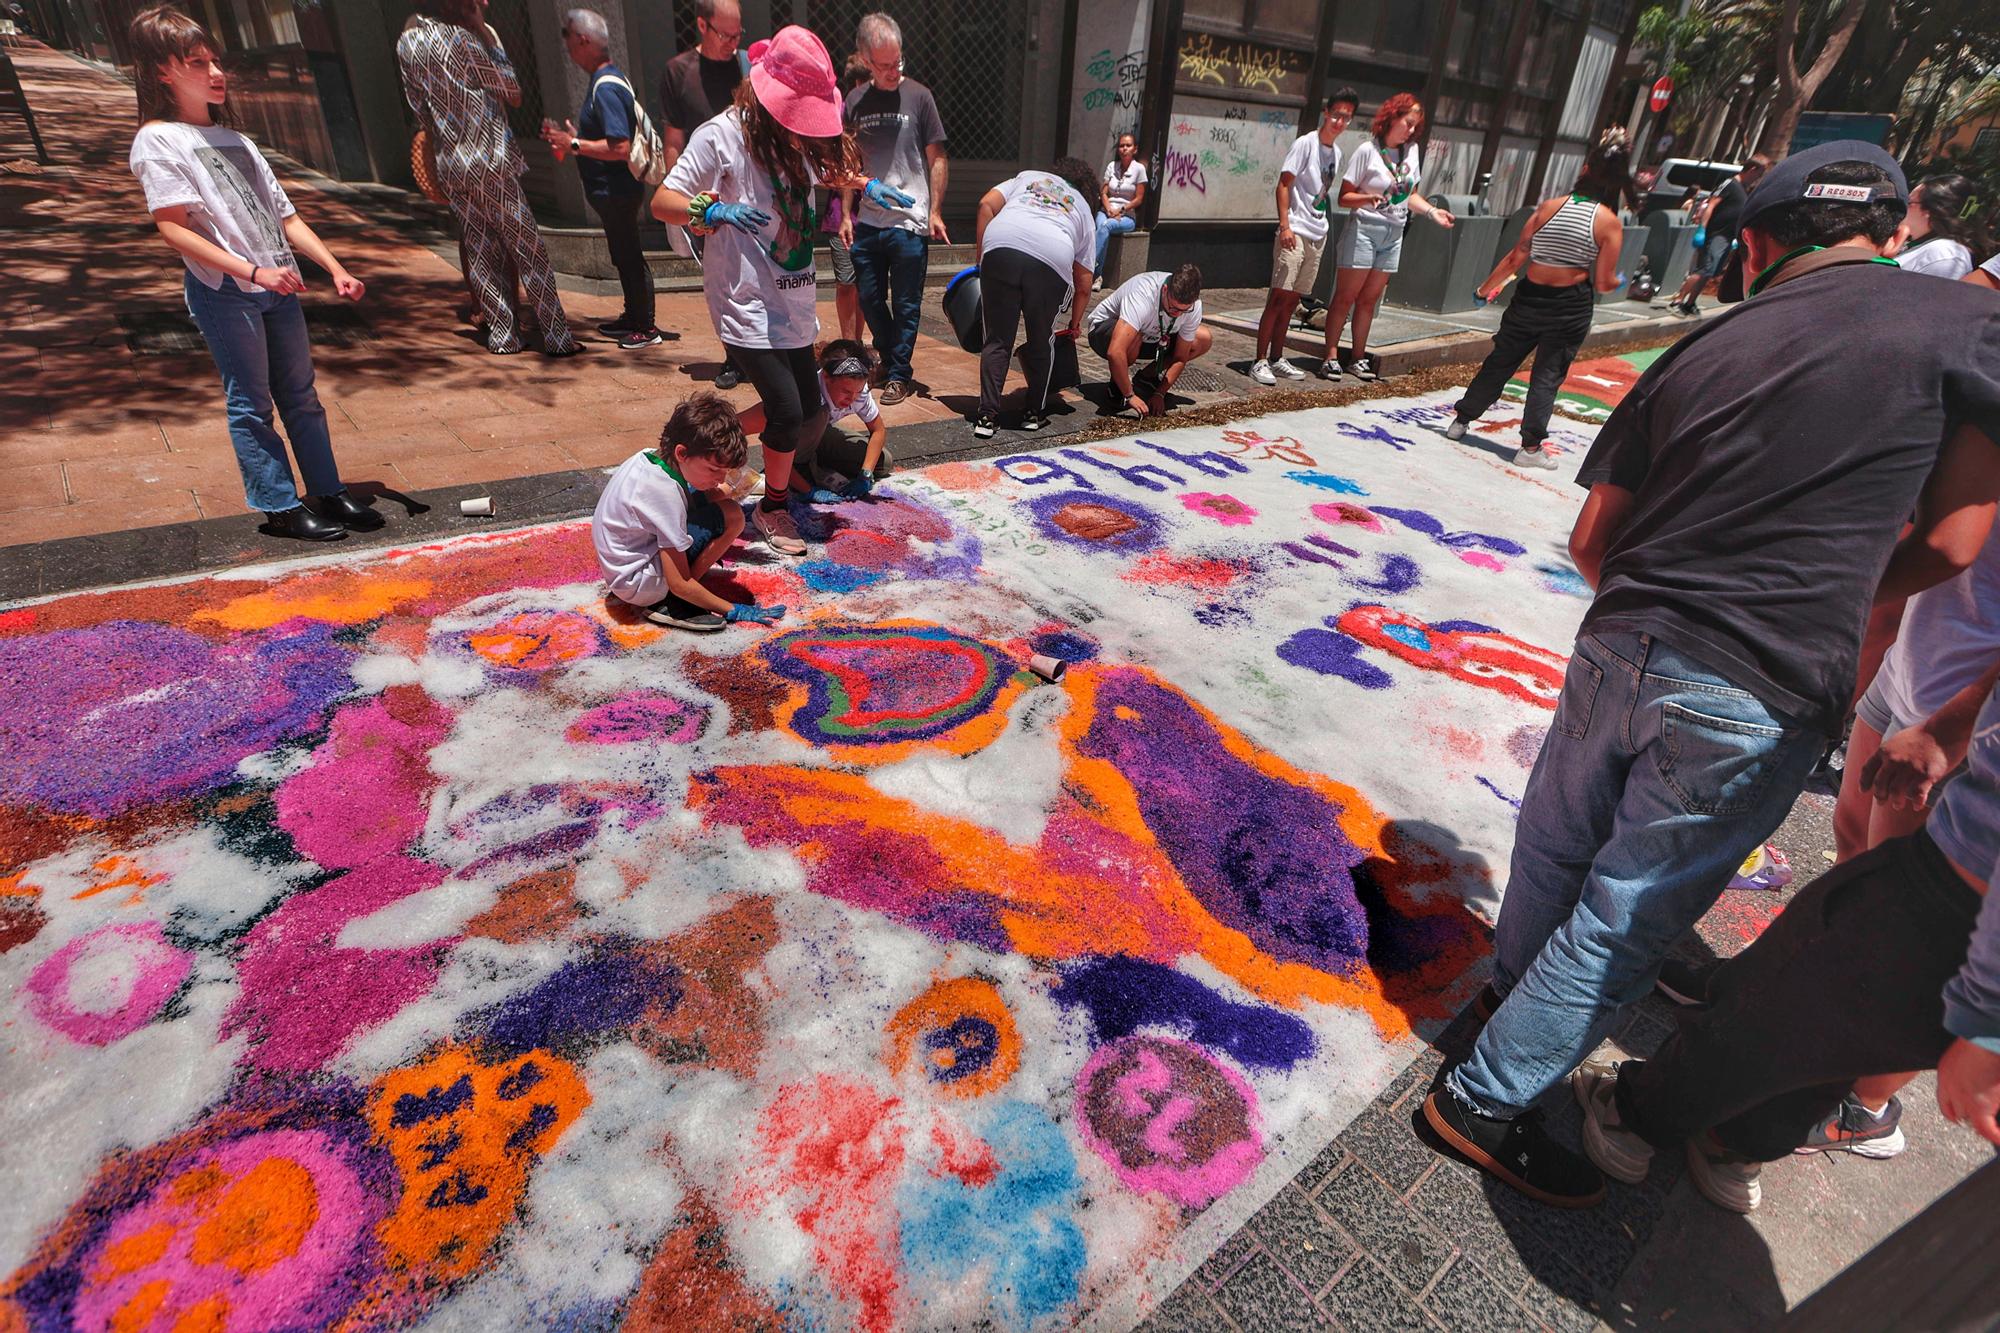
[682,491,726,555]
[1698,234,1736,278]
[1336,212,1405,273]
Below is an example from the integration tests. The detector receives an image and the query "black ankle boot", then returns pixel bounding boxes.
[262,505,349,542]
[314,490,386,532]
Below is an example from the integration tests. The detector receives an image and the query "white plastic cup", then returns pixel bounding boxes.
[459,496,494,516]
[1029,654,1067,683]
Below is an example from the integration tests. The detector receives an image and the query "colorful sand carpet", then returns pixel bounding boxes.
[1507,346,1667,423]
[0,391,1600,1331]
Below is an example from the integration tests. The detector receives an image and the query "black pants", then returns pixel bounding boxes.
[979,247,1068,418]
[1617,831,1983,1161]
[1453,278,1594,447]
[725,343,824,461]
[589,190,654,331]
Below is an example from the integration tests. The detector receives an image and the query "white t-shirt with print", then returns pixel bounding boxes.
[593,450,694,607]
[129,121,297,292]
[663,109,821,349]
[819,370,881,428]
[1087,270,1203,345]
[1279,131,1343,243]
[1896,237,1974,280]
[1102,158,1148,216]
[982,172,1096,291]
[1344,139,1421,226]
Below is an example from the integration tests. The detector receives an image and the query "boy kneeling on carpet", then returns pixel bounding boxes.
[592,392,786,633]
[739,339,892,503]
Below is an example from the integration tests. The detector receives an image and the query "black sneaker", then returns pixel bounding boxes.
[596,317,634,336]
[1795,1093,1907,1159]
[714,362,743,390]
[1020,409,1048,432]
[1348,354,1380,382]
[1654,958,1716,1008]
[642,594,726,632]
[312,490,385,532]
[617,327,664,350]
[1471,982,1502,1022]
[1422,1091,1606,1208]
[972,413,997,440]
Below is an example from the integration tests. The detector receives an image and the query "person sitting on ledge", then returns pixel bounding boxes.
[1085,263,1212,418]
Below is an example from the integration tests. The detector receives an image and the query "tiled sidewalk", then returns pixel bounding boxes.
[0,42,991,547]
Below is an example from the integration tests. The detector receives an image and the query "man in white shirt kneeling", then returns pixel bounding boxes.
[1086,264,1213,418]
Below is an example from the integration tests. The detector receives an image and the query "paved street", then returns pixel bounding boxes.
[0,37,1989,1333]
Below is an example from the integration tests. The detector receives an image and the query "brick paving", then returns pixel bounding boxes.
[0,41,995,547]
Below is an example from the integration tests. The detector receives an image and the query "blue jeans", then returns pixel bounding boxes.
[1095,211,1136,276]
[1447,630,1822,1118]
[851,222,928,384]
[183,272,341,512]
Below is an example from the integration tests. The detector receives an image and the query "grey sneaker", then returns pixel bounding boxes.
[1248,359,1277,386]
[752,503,806,556]
[1271,357,1307,380]
[1317,357,1343,380]
[1685,1139,1761,1213]
[1444,419,1469,441]
[1346,355,1378,382]
[1571,1062,1654,1185]
[1514,445,1559,470]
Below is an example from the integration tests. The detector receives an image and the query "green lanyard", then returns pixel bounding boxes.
[1748,245,1900,297]
[644,449,692,497]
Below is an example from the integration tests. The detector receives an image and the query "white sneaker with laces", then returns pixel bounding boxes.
[1513,445,1559,470]
[1249,359,1277,386]
[1271,357,1306,380]
[1571,1063,1653,1185]
[752,504,806,556]
[1685,1140,1762,1213]
[1317,358,1343,380]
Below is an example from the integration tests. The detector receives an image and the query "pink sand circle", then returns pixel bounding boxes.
[24,921,192,1046]
[1074,1035,1264,1208]
[71,1128,371,1333]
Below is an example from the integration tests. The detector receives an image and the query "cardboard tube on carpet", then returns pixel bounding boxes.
[1029,654,1067,683]
[459,497,494,516]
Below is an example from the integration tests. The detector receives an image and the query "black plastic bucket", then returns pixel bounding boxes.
[942,265,982,353]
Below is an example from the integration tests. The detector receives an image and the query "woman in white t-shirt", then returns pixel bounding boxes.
[655,25,890,558]
[125,6,378,544]
[1893,174,1982,281]
[971,159,1101,438]
[1095,133,1149,287]
[1321,93,1455,382]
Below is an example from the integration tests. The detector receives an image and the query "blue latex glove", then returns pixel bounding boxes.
[841,470,876,499]
[807,487,847,504]
[725,602,786,625]
[864,178,917,210]
[1691,226,1707,249]
[705,201,771,234]
[1613,270,1628,289]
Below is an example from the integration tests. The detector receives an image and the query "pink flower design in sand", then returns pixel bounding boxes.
[1181,493,1258,526]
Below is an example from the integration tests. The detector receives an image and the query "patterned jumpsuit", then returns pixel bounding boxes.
[396,14,575,355]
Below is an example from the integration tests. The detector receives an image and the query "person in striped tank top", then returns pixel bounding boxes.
[1445,129,1631,469]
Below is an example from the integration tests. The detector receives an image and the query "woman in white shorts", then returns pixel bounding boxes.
[1319,92,1453,381]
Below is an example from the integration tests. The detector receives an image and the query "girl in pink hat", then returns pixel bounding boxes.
[654,24,910,557]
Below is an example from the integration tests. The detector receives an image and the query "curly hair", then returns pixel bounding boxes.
[1371,92,1423,143]
[128,6,230,127]
[732,80,859,193]
[1053,155,1102,211]
[1573,127,1633,206]
[663,392,749,468]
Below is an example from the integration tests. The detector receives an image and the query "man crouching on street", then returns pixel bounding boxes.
[1086,263,1213,417]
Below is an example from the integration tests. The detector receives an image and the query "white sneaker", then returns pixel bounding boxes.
[1271,357,1306,380]
[1317,358,1343,380]
[752,503,806,556]
[1513,445,1558,470]
[1249,359,1277,386]
[1444,419,1468,441]
[1571,1063,1653,1185]
[1685,1140,1762,1214]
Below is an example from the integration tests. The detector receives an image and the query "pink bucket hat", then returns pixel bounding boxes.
[748,26,843,139]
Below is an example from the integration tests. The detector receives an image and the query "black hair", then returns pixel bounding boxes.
[818,337,875,376]
[1572,134,1632,206]
[1165,263,1202,304]
[1753,160,1904,249]
[1911,174,1990,255]
[1053,155,1102,211]
[663,392,748,467]
[1328,86,1361,112]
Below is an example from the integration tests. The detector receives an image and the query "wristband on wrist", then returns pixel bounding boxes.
[249,265,261,287]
